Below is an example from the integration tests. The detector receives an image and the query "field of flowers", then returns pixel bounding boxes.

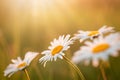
[0,0,120,80]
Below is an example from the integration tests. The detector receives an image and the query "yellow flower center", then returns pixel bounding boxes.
[17,62,26,68]
[92,43,110,53]
[88,31,99,36]
[51,45,63,55]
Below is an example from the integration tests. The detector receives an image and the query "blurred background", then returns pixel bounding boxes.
[0,0,120,80]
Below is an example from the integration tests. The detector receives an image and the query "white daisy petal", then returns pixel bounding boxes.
[4,64,18,77]
[111,51,119,57]
[23,52,39,65]
[63,35,70,43]
[42,50,51,54]
[11,59,18,64]
[8,72,15,78]
[84,41,92,46]
[43,61,47,67]
[54,56,57,61]
[84,60,90,66]
[57,54,63,59]
[99,25,114,34]
[17,57,22,62]
[92,58,99,67]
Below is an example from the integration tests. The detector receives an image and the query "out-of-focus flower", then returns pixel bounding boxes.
[4,52,39,77]
[72,33,120,67]
[39,35,73,67]
[74,25,114,42]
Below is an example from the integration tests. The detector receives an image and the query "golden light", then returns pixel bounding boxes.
[2,0,79,28]
[0,0,79,54]
[0,0,120,79]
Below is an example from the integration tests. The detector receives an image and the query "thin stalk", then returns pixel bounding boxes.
[24,69,31,80]
[100,63,107,80]
[63,56,86,80]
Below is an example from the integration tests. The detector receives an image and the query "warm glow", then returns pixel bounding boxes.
[1,0,120,79]
[6,0,77,28]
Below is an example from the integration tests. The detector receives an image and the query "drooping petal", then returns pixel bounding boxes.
[4,64,18,77]
[99,25,114,34]
[23,52,39,65]
[92,58,99,67]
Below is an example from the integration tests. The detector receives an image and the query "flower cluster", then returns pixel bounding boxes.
[4,25,120,79]
[72,25,120,67]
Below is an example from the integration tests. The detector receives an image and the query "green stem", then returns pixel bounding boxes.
[100,63,107,80]
[63,56,86,80]
[24,69,31,80]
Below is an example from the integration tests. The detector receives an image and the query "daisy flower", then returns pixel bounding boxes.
[74,25,114,42]
[4,52,39,77]
[72,33,120,67]
[39,35,73,67]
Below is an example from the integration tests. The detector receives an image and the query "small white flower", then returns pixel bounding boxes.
[74,25,114,42]
[72,33,120,67]
[4,52,39,77]
[39,35,73,67]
